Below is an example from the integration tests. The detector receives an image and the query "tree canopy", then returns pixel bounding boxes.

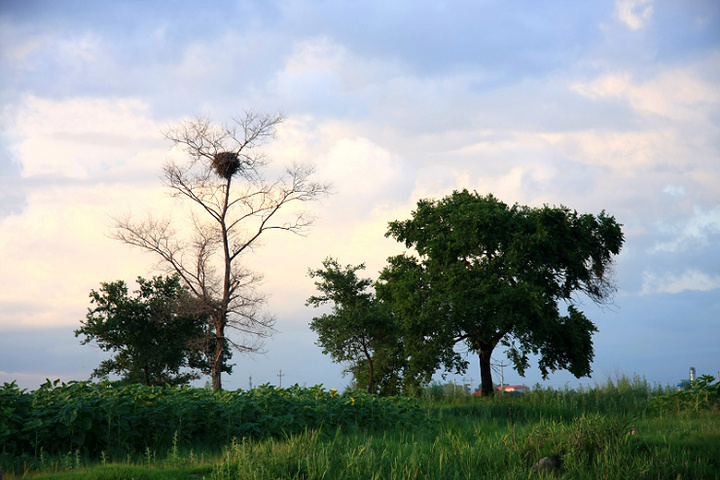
[379,189,625,395]
[307,258,403,394]
[75,275,228,386]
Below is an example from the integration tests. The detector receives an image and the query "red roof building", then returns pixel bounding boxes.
[472,385,530,395]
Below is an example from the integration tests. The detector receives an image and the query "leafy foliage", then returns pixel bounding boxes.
[75,276,227,386]
[379,189,624,394]
[651,374,720,413]
[0,381,423,461]
[307,258,404,394]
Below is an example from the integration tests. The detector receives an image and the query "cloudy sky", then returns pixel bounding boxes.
[1,0,718,392]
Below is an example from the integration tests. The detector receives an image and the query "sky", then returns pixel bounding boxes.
[1,0,718,393]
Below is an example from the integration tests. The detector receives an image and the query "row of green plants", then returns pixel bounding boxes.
[2,375,718,479]
[0,380,424,460]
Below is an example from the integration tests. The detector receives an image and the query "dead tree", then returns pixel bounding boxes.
[112,112,330,391]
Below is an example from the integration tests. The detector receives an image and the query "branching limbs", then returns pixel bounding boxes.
[226,163,327,261]
[110,112,329,391]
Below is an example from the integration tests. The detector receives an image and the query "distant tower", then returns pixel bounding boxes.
[689,367,696,382]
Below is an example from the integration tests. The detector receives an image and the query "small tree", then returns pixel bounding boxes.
[113,112,329,391]
[307,258,403,394]
[380,190,624,396]
[75,275,224,386]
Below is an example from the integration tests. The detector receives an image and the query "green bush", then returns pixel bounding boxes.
[0,380,424,460]
[651,374,720,414]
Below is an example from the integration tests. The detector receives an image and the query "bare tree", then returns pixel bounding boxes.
[112,112,330,391]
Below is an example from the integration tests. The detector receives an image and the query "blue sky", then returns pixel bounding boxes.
[1,0,718,392]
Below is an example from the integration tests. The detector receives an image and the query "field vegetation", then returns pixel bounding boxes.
[1,375,718,479]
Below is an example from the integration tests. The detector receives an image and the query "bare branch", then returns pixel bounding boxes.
[111,112,329,391]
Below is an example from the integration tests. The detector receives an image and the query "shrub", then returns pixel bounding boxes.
[651,374,720,414]
[0,381,424,460]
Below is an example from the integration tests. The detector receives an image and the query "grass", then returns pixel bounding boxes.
[19,465,214,480]
[3,378,719,480]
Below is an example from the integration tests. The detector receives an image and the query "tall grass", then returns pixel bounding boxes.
[2,375,718,479]
[208,411,718,479]
[200,376,719,479]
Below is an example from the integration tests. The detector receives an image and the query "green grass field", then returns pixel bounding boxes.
[2,376,718,479]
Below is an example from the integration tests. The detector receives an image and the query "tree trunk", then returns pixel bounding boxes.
[212,316,224,392]
[479,344,495,396]
[367,356,374,394]
[360,341,375,394]
[214,177,232,393]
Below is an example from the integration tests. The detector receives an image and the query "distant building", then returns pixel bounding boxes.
[497,385,530,394]
[677,366,696,391]
[472,385,529,396]
[676,380,691,391]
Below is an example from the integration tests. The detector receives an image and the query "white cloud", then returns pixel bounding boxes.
[654,205,720,252]
[0,96,178,328]
[641,269,720,295]
[170,29,289,102]
[0,20,48,64]
[55,32,104,69]
[0,185,164,328]
[663,185,686,198]
[281,36,391,91]
[269,117,415,217]
[571,66,720,121]
[248,118,418,315]
[270,36,408,115]
[616,0,654,30]
[3,96,164,179]
[1,25,111,89]
[539,128,678,176]
[319,136,411,205]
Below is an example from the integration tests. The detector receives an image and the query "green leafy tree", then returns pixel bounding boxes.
[377,253,467,392]
[75,275,229,386]
[307,258,403,394]
[379,190,624,395]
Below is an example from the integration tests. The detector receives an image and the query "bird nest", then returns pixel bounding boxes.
[212,151,241,180]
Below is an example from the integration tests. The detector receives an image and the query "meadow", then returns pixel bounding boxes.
[1,375,718,479]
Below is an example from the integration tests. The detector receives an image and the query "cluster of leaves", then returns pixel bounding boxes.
[75,275,228,386]
[307,259,404,395]
[380,190,624,395]
[0,380,424,460]
[308,190,624,397]
[651,374,720,414]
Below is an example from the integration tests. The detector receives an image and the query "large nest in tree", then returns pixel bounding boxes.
[212,151,241,180]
